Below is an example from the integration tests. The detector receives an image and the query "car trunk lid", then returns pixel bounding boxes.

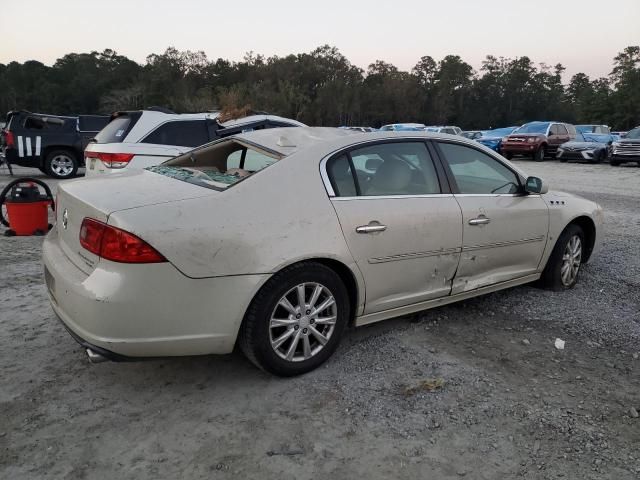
[55,170,217,274]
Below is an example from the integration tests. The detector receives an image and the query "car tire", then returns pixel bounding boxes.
[540,224,585,291]
[610,160,621,166]
[238,262,350,376]
[44,150,78,179]
[504,152,513,160]
[533,146,545,162]
[558,157,567,163]
[594,150,606,164]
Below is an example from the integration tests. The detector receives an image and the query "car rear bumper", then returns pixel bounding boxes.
[43,226,269,358]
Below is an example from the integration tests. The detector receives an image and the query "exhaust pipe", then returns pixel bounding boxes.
[86,348,108,364]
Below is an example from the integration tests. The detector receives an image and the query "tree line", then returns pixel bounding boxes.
[0,45,638,130]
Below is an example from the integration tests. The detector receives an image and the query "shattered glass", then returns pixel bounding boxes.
[146,165,243,189]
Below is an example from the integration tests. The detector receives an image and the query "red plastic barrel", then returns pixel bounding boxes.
[5,200,52,235]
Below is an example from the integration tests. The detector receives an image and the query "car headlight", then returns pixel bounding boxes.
[502,137,510,143]
[527,137,537,143]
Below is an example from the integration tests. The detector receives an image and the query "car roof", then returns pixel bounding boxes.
[232,126,491,157]
[219,114,306,128]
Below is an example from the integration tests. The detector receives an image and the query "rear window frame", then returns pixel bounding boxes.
[147,136,285,192]
[93,112,142,144]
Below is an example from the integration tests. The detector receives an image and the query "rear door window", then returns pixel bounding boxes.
[557,124,569,135]
[330,142,441,196]
[142,120,209,147]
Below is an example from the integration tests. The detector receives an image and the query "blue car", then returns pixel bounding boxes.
[476,126,519,152]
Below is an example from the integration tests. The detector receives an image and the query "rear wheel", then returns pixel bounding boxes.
[541,224,584,291]
[533,146,545,162]
[238,262,350,376]
[44,150,78,179]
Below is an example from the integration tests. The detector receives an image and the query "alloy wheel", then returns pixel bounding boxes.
[561,235,582,286]
[269,282,337,362]
[50,154,75,177]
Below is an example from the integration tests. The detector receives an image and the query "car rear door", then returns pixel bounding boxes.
[435,141,549,294]
[325,140,463,315]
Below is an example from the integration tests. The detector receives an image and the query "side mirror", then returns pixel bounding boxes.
[525,176,548,194]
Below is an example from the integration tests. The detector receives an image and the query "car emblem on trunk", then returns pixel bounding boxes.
[62,209,68,230]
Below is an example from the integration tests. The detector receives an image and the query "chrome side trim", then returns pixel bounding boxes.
[369,247,461,264]
[332,194,455,201]
[355,273,540,327]
[454,193,540,198]
[462,236,545,252]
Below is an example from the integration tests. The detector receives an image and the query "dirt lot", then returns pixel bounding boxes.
[1,161,639,479]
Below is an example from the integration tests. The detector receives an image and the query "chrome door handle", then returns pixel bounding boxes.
[356,224,387,234]
[469,216,491,226]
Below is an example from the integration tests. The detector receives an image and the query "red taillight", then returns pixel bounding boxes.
[85,150,134,168]
[5,131,15,148]
[79,218,166,264]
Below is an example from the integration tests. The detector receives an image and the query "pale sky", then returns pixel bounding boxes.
[1,0,638,79]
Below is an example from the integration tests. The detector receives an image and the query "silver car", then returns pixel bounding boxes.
[43,128,603,376]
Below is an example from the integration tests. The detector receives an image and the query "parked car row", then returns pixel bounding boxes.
[2,110,638,179]
[0,108,305,179]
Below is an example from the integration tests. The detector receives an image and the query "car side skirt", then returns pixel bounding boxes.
[355,273,540,327]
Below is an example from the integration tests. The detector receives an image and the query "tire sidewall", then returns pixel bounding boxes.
[545,224,585,290]
[45,150,78,179]
[246,264,350,376]
[534,146,545,162]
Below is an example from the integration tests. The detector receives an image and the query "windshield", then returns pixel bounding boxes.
[150,138,283,190]
[515,123,549,134]
[626,128,640,139]
[482,127,516,137]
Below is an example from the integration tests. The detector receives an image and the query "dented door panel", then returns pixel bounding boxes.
[452,194,549,294]
[331,196,463,314]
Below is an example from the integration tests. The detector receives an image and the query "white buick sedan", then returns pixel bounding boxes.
[43,128,603,376]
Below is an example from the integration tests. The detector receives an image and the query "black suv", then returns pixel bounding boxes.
[0,111,109,178]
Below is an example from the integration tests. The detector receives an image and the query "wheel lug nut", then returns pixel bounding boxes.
[303,328,308,334]
[306,310,311,315]
[296,314,301,319]
[294,325,299,330]
[310,319,315,324]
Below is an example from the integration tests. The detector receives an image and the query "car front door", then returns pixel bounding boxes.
[325,141,463,314]
[435,141,549,294]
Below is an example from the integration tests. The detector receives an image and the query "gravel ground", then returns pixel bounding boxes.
[1,161,639,479]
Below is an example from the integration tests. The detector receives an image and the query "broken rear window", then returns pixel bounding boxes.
[146,138,284,190]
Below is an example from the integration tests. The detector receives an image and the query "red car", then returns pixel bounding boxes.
[501,122,576,161]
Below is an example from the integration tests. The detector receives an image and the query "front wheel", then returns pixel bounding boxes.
[44,150,78,179]
[533,146,545,162]
[238,262,350,376]
[541,224,585,291]
[504,152,513,160]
